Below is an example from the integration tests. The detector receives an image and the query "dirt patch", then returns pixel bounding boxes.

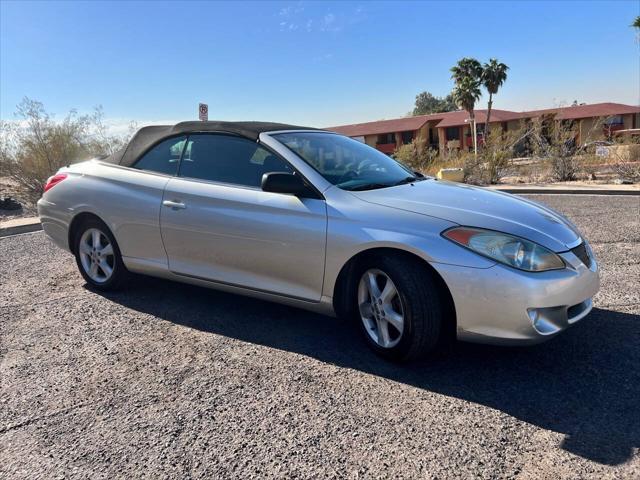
[0,177,36,220]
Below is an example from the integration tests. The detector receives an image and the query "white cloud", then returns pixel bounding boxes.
[320,13,339,32]
[277,2,305,31]
[274,3,366,34]
[278,3,304,17]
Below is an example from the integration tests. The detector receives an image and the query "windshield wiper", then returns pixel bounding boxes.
[394,176,418,186]
[342,182,392,191]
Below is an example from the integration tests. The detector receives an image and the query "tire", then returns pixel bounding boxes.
[352,255,443,362]
[73,217,128,291]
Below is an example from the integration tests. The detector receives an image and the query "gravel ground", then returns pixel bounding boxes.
[1,194,639,479]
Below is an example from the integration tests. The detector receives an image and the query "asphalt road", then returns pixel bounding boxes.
[1,194,639,479]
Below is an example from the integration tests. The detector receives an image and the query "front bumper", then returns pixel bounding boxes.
[432,247,599,345]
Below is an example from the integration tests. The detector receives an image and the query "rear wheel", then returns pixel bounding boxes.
[354,256,443,361]
[73,218,128,290]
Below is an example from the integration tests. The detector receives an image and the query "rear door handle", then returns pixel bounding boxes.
[163,200,186,210]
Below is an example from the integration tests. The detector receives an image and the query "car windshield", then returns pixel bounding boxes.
[272,132,421,191]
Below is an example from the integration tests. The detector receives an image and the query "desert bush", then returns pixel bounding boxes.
[527,115,620,182]
[463,152,510,185]
[549,156,579,181]
[0,98,134,204]
[526,116,579,181]
[394,139,439,173]
[462,125,528,184]
[428,152,467,177]
[608,128,640,182]
[607,145,640,183]
[462,152,485,184]
[612,162,640,183]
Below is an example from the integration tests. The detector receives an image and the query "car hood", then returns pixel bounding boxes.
[350,179,581,252]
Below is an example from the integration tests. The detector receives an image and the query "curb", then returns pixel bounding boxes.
[490,187,639,196]
[0,218,42,238]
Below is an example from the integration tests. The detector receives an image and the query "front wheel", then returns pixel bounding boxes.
[354,256,444,361]
[73,218,128,290]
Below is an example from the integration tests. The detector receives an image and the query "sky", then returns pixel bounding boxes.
[1,0,638,131]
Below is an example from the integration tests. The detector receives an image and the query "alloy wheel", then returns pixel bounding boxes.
[358,268,405,348]
[78,228,115,283]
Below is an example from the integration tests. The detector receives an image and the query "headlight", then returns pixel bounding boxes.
[442,227,565,272]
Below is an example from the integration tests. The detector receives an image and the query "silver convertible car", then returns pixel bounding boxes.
[38,121,599,360]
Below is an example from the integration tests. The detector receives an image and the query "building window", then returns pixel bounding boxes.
[377,133,396,144]
[604,116,623,126]
[400,131,414,144]
[445,127,460,141]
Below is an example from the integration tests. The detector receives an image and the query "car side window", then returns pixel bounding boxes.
[133,135,186,175]
[179,134,292,188]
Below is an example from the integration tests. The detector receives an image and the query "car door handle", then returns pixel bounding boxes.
[163,200,186,210]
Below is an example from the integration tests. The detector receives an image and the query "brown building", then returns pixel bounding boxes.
[327,102,640,154]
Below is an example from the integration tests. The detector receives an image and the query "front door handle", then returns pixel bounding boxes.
[163,200,186,210]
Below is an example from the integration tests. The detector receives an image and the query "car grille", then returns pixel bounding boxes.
[571,242,591,268]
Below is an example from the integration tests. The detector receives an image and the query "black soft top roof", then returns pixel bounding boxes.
[108,121,320,167]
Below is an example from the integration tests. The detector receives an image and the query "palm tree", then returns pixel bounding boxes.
[481,59,509,135]
[633,16,640,28]
[451,58,483,154]
[452,76,482,153]
[450,57,483,85]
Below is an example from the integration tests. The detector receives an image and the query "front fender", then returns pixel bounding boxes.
[322,199,496,299]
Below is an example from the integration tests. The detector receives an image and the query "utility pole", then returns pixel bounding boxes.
[472,118,478,156]
[466,118,478,156]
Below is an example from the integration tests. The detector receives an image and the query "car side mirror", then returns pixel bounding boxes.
[261,172,316,198]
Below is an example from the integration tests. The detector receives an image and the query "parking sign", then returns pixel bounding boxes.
[199,103,208,121]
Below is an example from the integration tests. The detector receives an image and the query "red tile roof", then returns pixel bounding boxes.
[435,109,523,128]
[327,112,446,137]
[516,102,640,121]
[326,102,639,136]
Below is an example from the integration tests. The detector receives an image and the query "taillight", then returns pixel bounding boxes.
[44,173,68,193]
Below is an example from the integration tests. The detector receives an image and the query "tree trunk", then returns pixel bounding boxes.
[485,93,493,138]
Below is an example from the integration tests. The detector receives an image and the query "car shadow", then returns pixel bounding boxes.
[95,275,639,466]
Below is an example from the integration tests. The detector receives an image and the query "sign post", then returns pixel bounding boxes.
[198,103,208,121]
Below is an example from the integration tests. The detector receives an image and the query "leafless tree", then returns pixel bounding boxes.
[1,98,134,204]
